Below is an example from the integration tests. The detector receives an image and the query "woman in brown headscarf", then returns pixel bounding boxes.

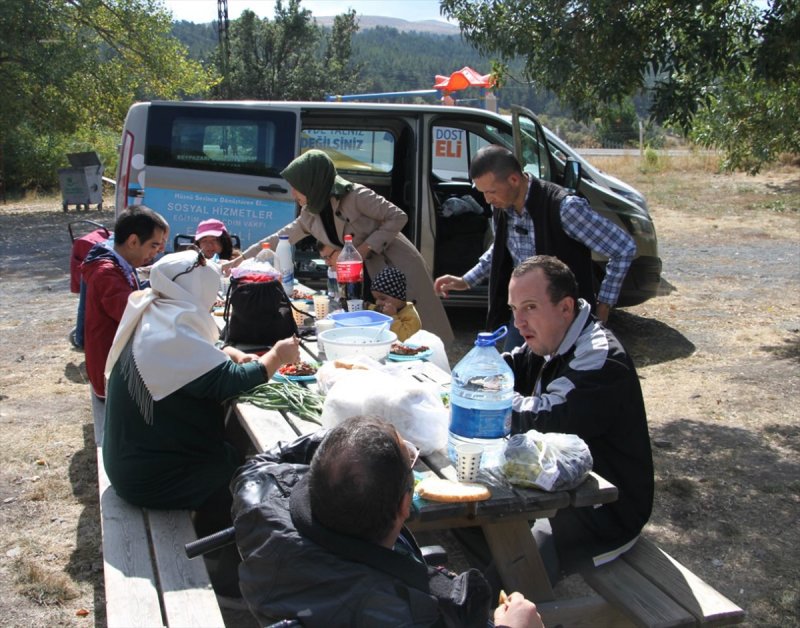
[234,150,454,344]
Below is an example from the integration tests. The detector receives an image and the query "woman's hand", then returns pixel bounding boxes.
[221,255,244,276]
[259,336,301,379]
[222,346,259,364]
[356,242,372,260]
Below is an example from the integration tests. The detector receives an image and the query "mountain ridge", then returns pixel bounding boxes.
[314,15,460,35]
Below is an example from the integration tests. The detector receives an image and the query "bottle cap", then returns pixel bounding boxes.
[475,325,508,346]
[344,234,353,242]
[261,243,271,249]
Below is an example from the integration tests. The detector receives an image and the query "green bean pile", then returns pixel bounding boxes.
[232,381,324,424]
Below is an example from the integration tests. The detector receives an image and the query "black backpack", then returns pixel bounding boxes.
[222,275,298,349]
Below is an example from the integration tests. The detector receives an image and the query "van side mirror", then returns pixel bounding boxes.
[563,159,582,193]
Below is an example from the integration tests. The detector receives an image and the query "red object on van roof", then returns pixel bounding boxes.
[433,66,494,92]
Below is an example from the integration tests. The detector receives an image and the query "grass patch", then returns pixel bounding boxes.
[14,557,79,606]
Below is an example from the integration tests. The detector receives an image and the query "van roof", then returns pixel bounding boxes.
[143,99,507,119]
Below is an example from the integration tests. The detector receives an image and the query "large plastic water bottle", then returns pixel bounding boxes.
[448,326,514,468]
[275,235,294,295]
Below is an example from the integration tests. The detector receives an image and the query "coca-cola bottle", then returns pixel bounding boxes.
[336,235,363,311]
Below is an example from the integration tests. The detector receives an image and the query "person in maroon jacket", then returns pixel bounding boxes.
[81,206,168,398]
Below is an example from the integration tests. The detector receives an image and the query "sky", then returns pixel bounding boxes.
[162,0,452,23]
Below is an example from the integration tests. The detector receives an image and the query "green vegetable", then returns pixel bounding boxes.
[230,381,324,424]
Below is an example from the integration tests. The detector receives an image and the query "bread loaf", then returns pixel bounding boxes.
[415,477,491,503]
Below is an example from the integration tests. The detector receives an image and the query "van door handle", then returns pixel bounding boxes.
[128,188,144,198]
[258,184,288,194]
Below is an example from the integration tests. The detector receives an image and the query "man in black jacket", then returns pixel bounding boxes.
[504,255,654,578]
[434,145,636,349]
[230,416,542,627]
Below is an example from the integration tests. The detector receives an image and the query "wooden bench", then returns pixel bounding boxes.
[536,535,745,628]
[92,393,225,627]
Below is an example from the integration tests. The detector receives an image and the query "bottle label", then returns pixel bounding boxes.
[449,404,512,438]
[336,260,363,283]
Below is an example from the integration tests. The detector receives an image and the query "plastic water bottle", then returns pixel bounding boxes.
[336,235,363,309]
[326,265,339,301]
[448,326,514,468]
[275,235,294,295]
[255,242,275,265]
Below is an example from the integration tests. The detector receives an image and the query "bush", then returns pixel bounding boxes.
[2,126,118,193]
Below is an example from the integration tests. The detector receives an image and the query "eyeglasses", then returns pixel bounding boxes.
[403,439,420,469]
[320,249,337,262]
[171,245,206,281]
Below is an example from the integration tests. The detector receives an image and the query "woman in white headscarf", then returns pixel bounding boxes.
[101,248,299,535]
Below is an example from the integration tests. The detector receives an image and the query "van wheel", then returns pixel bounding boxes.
[97,202,103,211]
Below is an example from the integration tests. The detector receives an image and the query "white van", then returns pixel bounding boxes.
[116,101,661,307]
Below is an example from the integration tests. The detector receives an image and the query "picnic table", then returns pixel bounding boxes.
[231,335,618,606]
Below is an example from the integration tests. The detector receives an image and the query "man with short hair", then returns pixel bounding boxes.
[505,255,654,578]
[81,205,168,397]
[434,145,636,347]
[230,416,543,627]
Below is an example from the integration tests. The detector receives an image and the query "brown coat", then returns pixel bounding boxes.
[245,184,454,343]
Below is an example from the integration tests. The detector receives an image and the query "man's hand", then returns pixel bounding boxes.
[493,591,543,628]
[433,274,468,298]
[596,302,611,324]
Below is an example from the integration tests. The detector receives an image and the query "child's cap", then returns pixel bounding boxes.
[372,266,406,302]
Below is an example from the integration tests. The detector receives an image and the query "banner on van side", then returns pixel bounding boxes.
[141,187,295,250]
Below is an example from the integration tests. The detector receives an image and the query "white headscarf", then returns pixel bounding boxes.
[105,250,228,423]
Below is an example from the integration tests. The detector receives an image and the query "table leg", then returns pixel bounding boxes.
[482,519,555,602]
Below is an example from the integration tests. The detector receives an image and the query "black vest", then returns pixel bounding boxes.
[486,178,596,330]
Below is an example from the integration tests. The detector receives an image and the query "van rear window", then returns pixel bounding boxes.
[145,105,296,177]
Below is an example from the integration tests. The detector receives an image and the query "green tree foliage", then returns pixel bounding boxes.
[441,0,797,170]
[692,1,800,171]
[217,1,360,100]
[0,0,213,189]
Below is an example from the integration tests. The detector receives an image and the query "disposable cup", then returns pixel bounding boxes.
[455,443,484,482]
[313,294,330,319]
[314,318,336,352]
[291,301,308,327]
[346,299,363,312]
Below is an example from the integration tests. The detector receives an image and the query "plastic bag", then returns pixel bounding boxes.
[405,329,450,374]
[500,430,593,491]
[320,370,448,455]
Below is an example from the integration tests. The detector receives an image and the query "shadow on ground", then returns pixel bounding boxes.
[609,309,695,367]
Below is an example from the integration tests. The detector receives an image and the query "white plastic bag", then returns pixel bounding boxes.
[405,329,450,374]
[500,430,593,491]
[320,370,448,455]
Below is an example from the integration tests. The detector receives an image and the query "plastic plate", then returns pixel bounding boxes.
[273,372,317,383]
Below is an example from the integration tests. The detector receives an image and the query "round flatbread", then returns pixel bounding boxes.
[415,477,491,503]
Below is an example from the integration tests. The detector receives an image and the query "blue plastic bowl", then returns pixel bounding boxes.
[329,310,393,328]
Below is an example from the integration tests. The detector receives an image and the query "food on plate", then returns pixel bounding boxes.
[390,342,430,356]
[277,361,318,377]
[291,288,315,300]
[415,477,491,502]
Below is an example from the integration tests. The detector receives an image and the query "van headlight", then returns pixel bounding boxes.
[618,214,655,237]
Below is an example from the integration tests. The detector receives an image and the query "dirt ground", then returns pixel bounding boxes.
[0,158,798,626]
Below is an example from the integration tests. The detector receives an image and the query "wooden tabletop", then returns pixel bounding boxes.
[231,339,618,602]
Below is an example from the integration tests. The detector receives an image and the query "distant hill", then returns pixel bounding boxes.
[315,15,459,35]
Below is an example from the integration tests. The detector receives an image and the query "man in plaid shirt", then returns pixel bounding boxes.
[434,145,635,348]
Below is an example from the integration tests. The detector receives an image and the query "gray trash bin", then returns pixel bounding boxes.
[58,152,105,212]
